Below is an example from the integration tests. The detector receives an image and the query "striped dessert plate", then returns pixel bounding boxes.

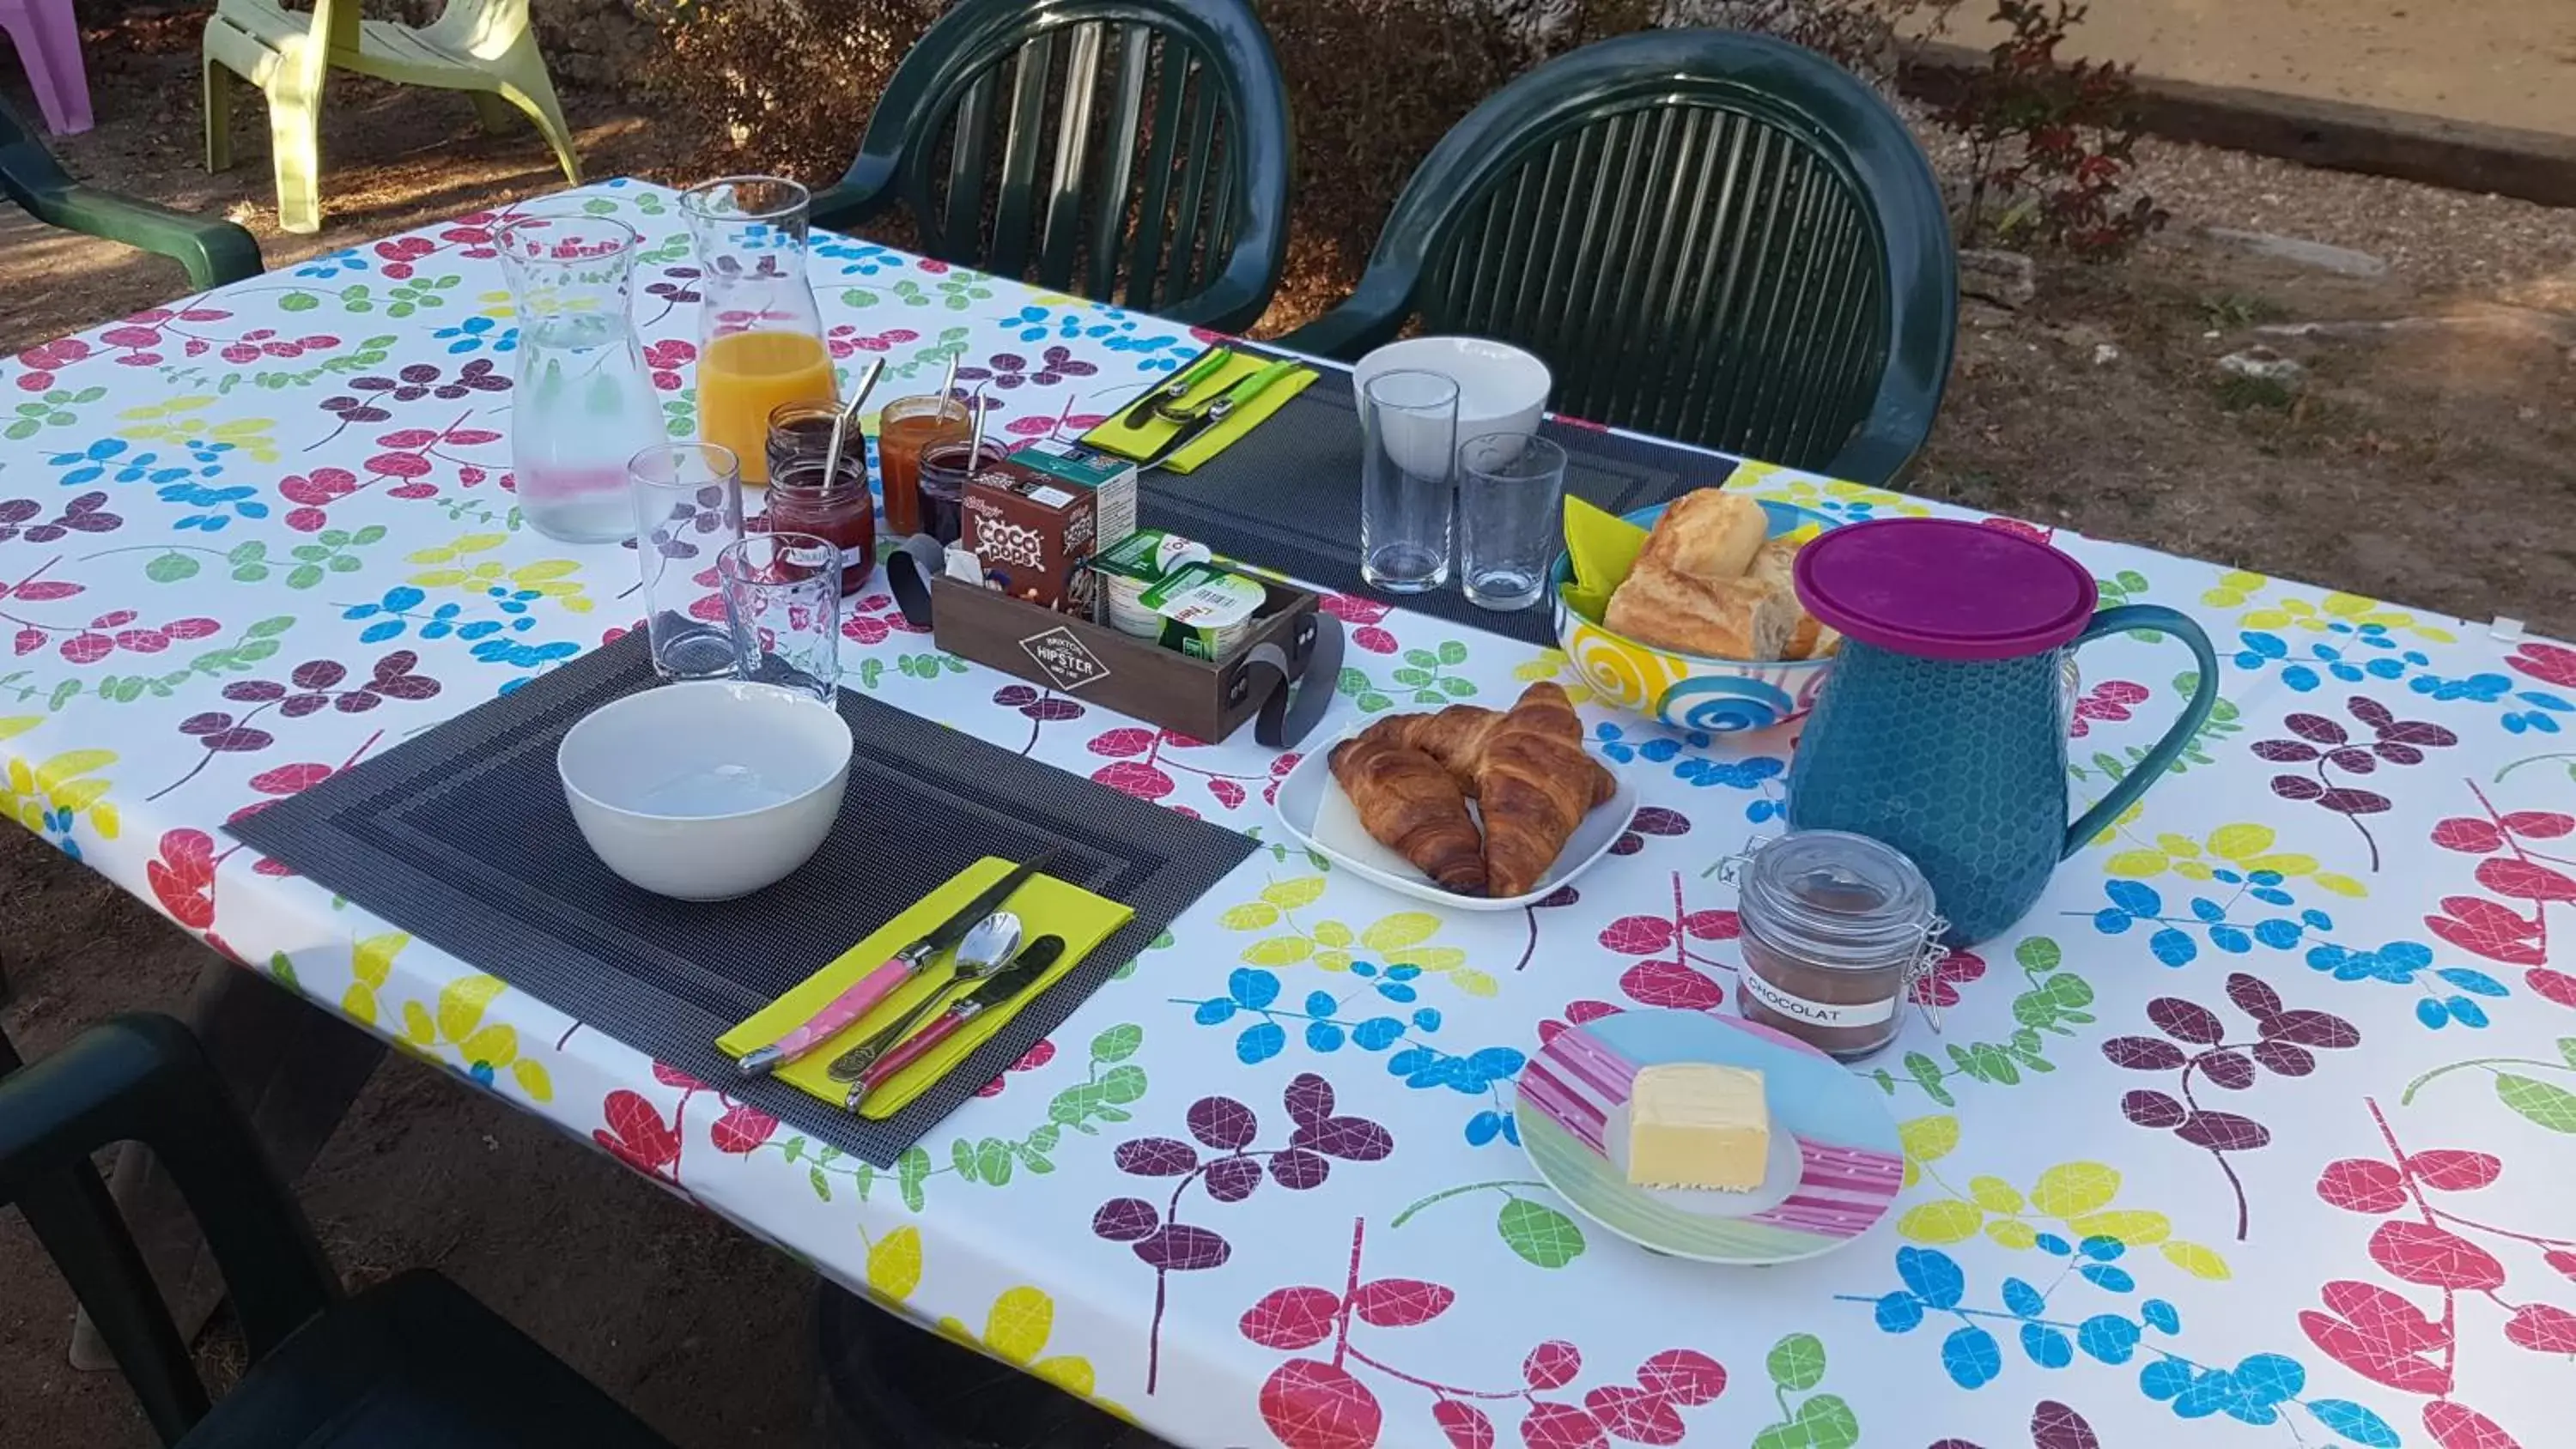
[1517,1008,1903,1265]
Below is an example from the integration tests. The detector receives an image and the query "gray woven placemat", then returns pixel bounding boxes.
[1136,361,1740,645]
[228,632,1255,1165]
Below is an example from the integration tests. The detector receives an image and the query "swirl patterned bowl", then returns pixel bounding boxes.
[1549,500,1839,735]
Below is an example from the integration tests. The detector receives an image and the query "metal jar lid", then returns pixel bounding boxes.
[1737,829,1940,970]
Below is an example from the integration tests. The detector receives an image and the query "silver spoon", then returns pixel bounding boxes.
[821,355,886,489]
[963,385,992,470]
[825,911,1020,1082]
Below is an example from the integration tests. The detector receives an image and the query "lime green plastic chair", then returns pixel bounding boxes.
[3,96,262,288]
[1282,30,1957,485]
[201,0,580,235]
[807,0,1291,333]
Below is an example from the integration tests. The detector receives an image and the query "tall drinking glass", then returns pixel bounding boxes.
[719,533,842,705]
[629,443,746,680]
[498,210,659,543]
[1359,369,1459,593]
[1458,433,1567,611]
[681,177,833,486]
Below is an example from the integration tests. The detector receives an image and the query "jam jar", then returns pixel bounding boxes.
[1733,829,1944,1060]
[916,438,1008,546]
[764,456,873,595]
[764,398,848,485]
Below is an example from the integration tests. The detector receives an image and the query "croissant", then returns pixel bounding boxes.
[1357,682,1613,895]
[1470,682,1617,897]
[1329,735,1489,894]
[1357,704,1504,791]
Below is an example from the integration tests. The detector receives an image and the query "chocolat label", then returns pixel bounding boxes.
[1019,626,1110,693]
[1741,970,1897,1027]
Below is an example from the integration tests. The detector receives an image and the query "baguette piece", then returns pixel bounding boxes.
[1606,564,1794,660]
[1635,488,1769,581]
[1745,537,1831,661]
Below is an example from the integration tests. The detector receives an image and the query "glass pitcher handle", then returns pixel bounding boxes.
[2061,605,2222,861]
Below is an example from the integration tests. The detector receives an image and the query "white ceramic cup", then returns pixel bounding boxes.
[556,680,854,900]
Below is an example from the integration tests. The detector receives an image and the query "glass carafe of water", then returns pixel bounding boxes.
[678,176,834,486]
[498,210,660,543]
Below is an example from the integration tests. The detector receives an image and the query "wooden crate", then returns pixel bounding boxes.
[927,573,1338,748]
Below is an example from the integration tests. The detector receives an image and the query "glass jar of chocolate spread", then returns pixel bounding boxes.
[1734,829,1943,1060]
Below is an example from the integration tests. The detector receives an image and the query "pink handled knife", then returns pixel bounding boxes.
[848,935,1066,1110]
[735,850,1058,1078]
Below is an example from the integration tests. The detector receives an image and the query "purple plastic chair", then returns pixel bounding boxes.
[1,0,92,135]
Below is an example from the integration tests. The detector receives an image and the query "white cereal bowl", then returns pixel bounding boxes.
[556,680,853,901]
[1354,336,1552,473]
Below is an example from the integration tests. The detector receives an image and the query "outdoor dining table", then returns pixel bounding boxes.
[5,178,2573,1449]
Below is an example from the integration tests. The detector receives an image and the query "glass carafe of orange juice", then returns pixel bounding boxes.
[679,177,835,485]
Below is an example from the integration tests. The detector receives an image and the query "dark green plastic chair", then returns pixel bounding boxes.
[1282,30,1956,485]
[2,96,263,289]
[808,0,1291,333]
[0,1013,673,1447]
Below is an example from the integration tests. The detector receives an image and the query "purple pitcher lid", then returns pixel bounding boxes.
[1794,518,2097,661]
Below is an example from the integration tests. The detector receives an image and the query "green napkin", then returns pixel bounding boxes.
[1559,494,1652,623]
[717,858,1133,1119]
[1080,349,1317,472]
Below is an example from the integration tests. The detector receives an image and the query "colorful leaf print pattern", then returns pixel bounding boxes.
[1242,1218,1728,1449]
[1096,1073,1394,1392]
[2100,973,2360,1240]
[8,179,2576,1448]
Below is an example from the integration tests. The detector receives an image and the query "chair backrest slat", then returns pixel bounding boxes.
[1722,145,1828,453]
[985,32,1060,281]
[1500,141,1573,347]
[1124,44,1194,312]
[1632,107,1733,440]
[1671,118,1773,445]
[1036,21,1109,288]
[1083,25,1157,302]
[1161,66,1222,307]
[1697,130,1801,452]
[1287,31,1955,482]
[842,0,1291,332]
[1194,143,1237,297]
[1598,106,1688,426]
[939,71,999,246]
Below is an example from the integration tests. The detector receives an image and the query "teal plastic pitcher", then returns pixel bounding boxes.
[1785,519,2220,945]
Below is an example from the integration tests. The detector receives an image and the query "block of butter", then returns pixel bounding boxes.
[1610,1063,1770,1192]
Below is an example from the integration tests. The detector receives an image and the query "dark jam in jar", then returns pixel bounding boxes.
[764,457,873,595]
[764,399,846,486]
[1734,829,1942,1060]
[916,439,1008,547]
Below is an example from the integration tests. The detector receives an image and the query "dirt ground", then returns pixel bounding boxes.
[3,8,2573,1448]
[1936,0,2576,137]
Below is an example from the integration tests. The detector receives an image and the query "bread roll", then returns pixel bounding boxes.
[1746,537,1828,661]
[1636,489,1769,582]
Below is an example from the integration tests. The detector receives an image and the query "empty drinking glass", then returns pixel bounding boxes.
[629,443,746,680]
[1458,433,1567,611]
[719,532,841,704]
[1359,369,1459,593]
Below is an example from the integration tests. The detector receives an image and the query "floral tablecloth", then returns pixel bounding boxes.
[6,180,2573,1449]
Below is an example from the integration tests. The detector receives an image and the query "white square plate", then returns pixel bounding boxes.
[1270,730,1639,911]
